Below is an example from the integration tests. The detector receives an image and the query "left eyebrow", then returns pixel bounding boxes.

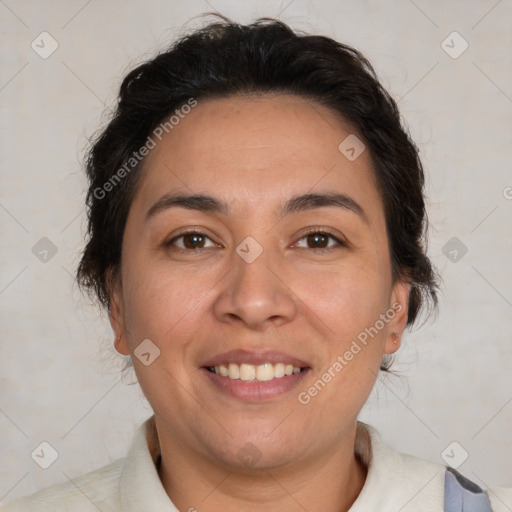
[280,192,368,224]
[145,191,368,224]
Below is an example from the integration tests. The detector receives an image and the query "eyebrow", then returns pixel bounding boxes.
[145,192,368,223]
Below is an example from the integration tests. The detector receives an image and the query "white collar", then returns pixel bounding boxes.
[119,416,446,511]
[120,416,175,511]
[350,421,445,511]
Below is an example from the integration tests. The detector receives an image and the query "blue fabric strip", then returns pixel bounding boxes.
[444,467,493,511]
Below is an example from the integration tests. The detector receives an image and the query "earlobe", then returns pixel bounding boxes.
[384,280,411,355]
[114,334,130,356]
[106,267,130,356]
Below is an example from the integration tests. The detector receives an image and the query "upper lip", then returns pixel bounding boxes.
[201,349,310,368]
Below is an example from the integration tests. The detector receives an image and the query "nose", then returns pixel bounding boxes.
[212,244,297,331]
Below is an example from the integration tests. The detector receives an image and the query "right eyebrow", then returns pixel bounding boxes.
[145,193,229,221]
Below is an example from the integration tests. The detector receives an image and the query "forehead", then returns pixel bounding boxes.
[133,93,383,220]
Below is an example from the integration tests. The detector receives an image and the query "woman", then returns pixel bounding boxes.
[3,15,510,512]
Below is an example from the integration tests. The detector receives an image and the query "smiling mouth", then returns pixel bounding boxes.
[205,362,307,382]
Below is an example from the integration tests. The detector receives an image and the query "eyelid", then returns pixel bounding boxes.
[166,229,219,249]
[292,227,347,249]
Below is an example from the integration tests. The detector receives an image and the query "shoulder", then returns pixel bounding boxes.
[1,458,125,512]
[356,422,512,512]
[486,486,512,512]
[1,416,171,512]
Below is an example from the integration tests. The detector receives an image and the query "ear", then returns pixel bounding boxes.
[106,266,130,356]
[383,280,411,355]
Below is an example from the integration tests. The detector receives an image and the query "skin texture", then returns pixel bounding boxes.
[109,94,410,512]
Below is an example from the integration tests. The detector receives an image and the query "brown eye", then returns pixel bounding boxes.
[168,232,216,250]
[306,233,329,249]
[295,231,344,250]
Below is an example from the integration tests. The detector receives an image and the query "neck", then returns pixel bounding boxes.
[154,421,368,512]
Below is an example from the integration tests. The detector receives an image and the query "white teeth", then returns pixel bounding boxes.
[256,363,274,382]
[211,362,304,381]
[239,363,256,381]
[274,363,285,378]
[228,363,240,379]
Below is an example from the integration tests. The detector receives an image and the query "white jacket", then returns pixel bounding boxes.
[2,416,511,511]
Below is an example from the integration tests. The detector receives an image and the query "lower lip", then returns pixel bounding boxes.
[201,367,310,402]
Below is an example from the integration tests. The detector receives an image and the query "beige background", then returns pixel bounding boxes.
[1,0,511,504]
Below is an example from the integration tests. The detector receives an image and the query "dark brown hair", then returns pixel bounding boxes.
[77,15,439,371]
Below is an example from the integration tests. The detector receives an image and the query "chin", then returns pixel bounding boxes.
[204,428,305,472]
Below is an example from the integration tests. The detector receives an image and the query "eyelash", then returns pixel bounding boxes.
[295,228,346,250]
[166,228,346,252]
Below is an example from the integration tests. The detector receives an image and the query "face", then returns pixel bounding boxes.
[110,94,410,470]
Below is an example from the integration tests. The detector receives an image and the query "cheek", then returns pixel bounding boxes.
[120,255,214,348]
[119,259,213,408]
[297,269,390,403]
[292,258,391,339]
